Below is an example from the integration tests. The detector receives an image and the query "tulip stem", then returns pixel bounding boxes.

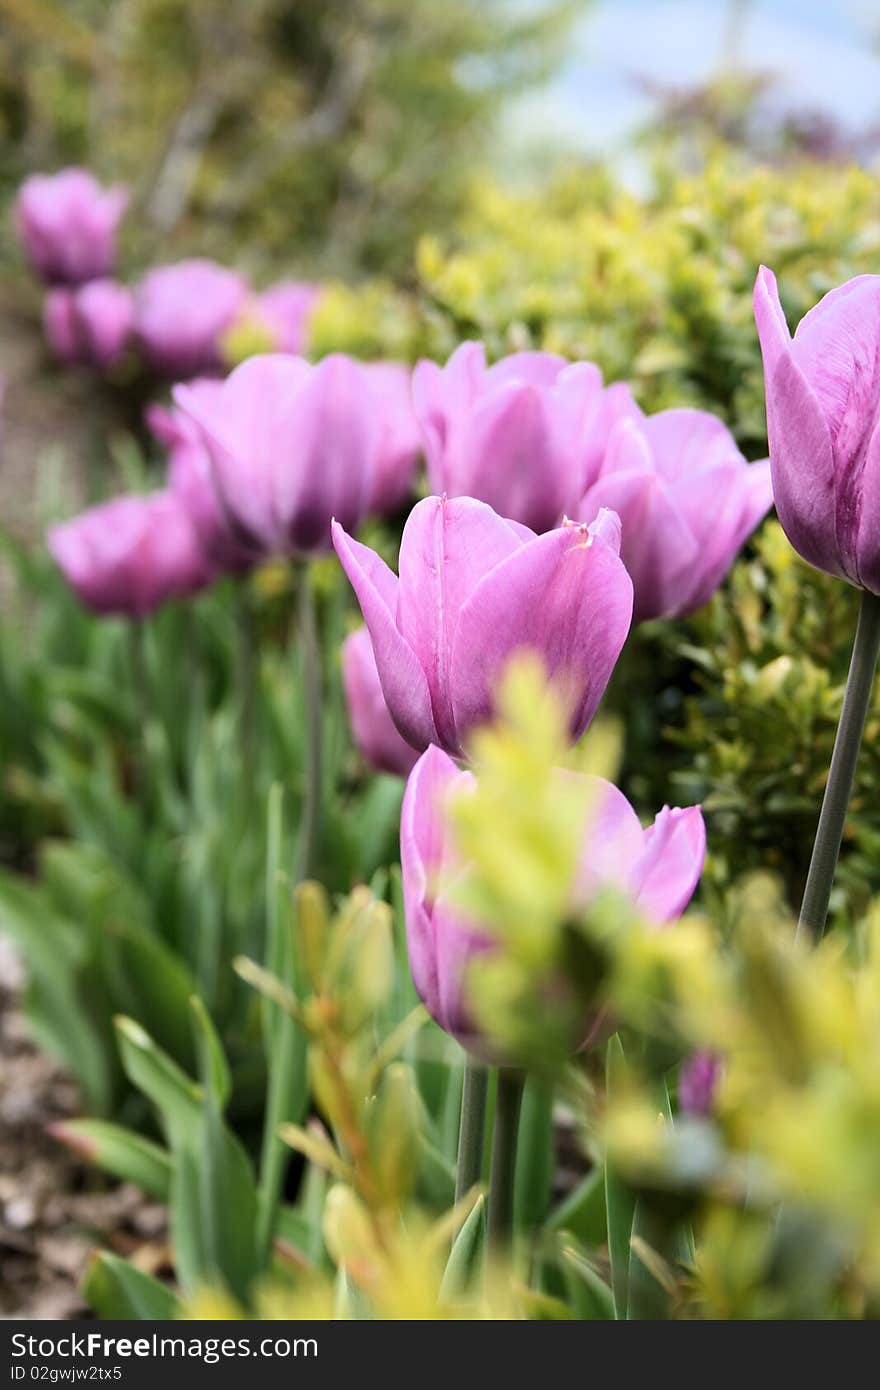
[455,1057,488,1208]
[127,619,153,821]
[487,1068,525,1248]
[295,565,323,883]
[798,588,880,940]
[237,581,259,786]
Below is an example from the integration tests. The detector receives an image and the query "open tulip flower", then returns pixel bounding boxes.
[363,362,422,517]
[332,495,633,758]
[401,744,706,1046]
[754,266,880,592]
[48,491,214,619]
[413,341,626,533]
[44,280,134,370]
[15,168,127,285]
[135,259,249,378]
[342,627,420,777]
[147,386,255,574]
[578,405,773,622]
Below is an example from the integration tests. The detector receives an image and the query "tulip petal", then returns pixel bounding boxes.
[396,496,530,750]
[854,419,880,594]
[753,265,792,385]
[572,775,646,901]
[449,510,633,746]
[765,354,845,581]
[634,805,706,923]
[332,520,439,751]
[668,458,773,615]
[465,382,568,532]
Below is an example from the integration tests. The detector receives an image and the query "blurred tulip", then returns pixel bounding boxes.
[401,744,705,1045]
[578,405,773,622]
[43,280,133,369]
[363,362,421,516]
[679,1050,722,1119]
[135,259,249,378]
[412,341,622,532]
[342,628,419,777]
[174,353,376,557]
[754,266,880,591]
[48,491,213,618]
[332,495,633,758]
[146,386,255,573]
[15,168,127,285]
[254,280,323,355]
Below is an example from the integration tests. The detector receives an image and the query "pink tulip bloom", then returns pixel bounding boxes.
[342,627,420,777]
[174,353,376,558]
[254,281,323,355]
[754,266,880,591]
[363,362,422,516]
[413,342,628,533]
[15,169,127,285]
[42,290,81,365]
[578,406,773,622]
[146,385,254,574]
[48,491,214,619]
[134,259,249,378]
[332,495,633,758]
[401,744,706,1045]
[43,280,134,369]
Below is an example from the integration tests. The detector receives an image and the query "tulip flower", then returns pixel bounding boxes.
[43,281,134,369]
[578,406,773,622]
[754,268,880,939]
[332,495,633,757]
[146,386,255,574]
[342,628,419,777]
[174,353,376,558]
[363,362,422,517]
[48,491,214,618]
[134,259,249,378]
[15,168,127,285]
[754,266,880,592]
[401,744,706,1044]
[413,342,623,533]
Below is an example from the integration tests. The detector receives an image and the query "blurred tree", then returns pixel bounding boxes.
[0,0,573,275]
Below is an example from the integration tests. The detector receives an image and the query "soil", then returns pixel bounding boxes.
[0,938,170,1320]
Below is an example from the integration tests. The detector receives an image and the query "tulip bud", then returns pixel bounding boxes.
[365,1063,422,1205]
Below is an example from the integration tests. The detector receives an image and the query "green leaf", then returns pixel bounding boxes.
[103,918,199,1071]
[605,1034,635,1321]
[199,1090,261,1302]
[546,1167,606,1245]
[189,995,231,1108]
[82,1252,180,1321]
[50,1120,170,1201]
[114,1016,202,1147]
[559,1241,616,1320]
[440,1195,486,1301]
[514,1077,554,1230]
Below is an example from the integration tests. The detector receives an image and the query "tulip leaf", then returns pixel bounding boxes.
[559,1240,616,1320]
[189,994,232,1109]
[198,1088,261,1303]
[546,1166,606,1245]
[515,1076,555,1230]
[82,1252,180,1321]
[114,1015,202,1148]
[605,1033,636,1320]
[50,1119,171,1201]
[440,1194,486,1301]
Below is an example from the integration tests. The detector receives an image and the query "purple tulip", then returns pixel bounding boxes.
[679,1050,722,1119]
[134,259,249,378]
[43,280,134,369]
[754,267,880,591]
[401,744,706,1044]
[363,362,422,516]
[413,342,617,533]
[254,281,323,355]
[342,628,420,777]
[578,405,773,622]
[332,495,633,758]
[174,353,376,558]
[146,386,255,574]
[48,491,214,618]
[15,169,127,285]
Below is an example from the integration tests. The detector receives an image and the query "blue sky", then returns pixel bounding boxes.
[505,0,880,157]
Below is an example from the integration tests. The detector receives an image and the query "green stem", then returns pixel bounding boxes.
[487,1068,525,1248]
[236,581,259,788]
[455,1057,488,1207]
[128,619,152,821]
[798,589,880,941]
[294,566,323,884]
